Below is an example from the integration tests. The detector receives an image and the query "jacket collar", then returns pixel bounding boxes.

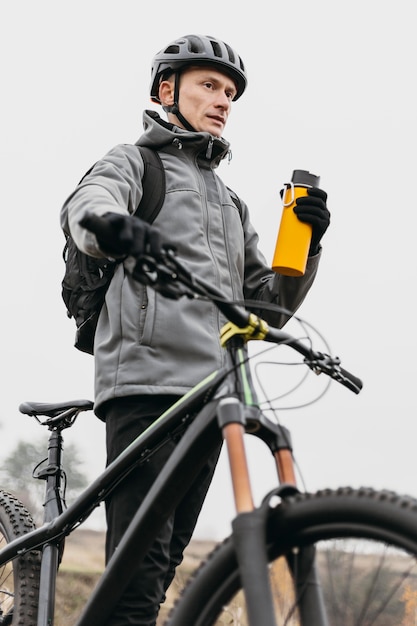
[138,109,231,168]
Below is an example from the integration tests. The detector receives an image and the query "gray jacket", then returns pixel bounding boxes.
[61,110,320,417]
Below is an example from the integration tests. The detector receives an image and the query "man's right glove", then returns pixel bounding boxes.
[79,212,164,258]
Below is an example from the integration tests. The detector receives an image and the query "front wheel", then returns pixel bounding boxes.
[165,487,417,625]
[0,490,40,625]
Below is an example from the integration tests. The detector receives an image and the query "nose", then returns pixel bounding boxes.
[215,90,231,112]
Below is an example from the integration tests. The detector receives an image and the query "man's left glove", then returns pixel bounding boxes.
[293,187,330,255]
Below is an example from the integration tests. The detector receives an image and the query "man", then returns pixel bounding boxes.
[61,34,330,626]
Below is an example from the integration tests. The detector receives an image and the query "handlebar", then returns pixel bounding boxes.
[135,250,362,394]
[81,213,363,395]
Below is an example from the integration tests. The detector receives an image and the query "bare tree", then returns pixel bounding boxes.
[0,439,88,525]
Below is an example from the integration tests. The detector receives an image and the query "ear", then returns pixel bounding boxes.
[159,80,175,107]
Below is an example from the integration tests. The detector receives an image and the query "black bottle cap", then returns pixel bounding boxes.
[291,170,320,187]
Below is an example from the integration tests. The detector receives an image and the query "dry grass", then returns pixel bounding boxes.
[55,530,417,625]
[54,529,215,626]
[55,529,104,626]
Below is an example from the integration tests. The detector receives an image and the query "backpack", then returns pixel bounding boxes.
[62,145,166,355]
[61,145,243,355]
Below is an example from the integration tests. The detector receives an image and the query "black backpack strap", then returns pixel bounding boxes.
[75,145,165,225]
[226,186,243,221]
[135,145,166,224]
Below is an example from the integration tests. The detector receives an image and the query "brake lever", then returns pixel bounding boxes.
[306,353,363,394]
[307,353,340,376]
[130,249,197,300]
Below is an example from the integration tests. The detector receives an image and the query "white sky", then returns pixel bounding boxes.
[1,0,416,539]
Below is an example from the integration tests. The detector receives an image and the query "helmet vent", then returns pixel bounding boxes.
[210,40,222,59]
[164,44,180,54]
[224,43,235,64]
[187,35,204,53]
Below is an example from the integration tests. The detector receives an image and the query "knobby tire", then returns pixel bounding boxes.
[165,487,417,626]
[0,490,40,626]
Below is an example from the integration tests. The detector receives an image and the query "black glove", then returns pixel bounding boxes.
[293,187,330,255]
[79,212,164,258]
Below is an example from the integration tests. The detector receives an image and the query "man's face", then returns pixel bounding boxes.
[162,66,237,137]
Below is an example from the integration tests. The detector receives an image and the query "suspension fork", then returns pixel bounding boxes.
[34,428,66,626]
[218,333,329,626]
[217,326,279,625]
[219,335,298,513]
[217,394,277,626]
[218,396,329,626]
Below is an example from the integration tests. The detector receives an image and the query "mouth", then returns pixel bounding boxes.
[208,115,225,126]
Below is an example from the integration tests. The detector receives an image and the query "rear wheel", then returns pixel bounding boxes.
[166,487,417,625]
[0,490,40,625]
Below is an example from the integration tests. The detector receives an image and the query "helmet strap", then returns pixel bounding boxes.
[162,72,196,132]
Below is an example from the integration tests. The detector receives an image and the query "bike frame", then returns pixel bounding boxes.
[1,336,328,626]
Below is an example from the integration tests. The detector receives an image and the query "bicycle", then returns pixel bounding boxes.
[2,219,417,625]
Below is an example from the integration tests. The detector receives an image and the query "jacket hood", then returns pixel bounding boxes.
[137,109,231,168]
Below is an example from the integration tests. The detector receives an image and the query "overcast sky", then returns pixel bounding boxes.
[1,0,416,539]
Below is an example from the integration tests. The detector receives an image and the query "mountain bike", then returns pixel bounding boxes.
[2,221,417,625]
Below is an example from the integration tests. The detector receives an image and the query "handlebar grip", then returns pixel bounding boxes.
[338,367,363,394]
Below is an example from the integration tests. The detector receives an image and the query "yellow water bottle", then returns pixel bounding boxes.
[272,169,320,277]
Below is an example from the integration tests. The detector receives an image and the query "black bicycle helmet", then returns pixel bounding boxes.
[150,34,247,103]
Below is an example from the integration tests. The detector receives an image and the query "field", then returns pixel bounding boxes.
[41,528,417,625]
[55,529,215,625]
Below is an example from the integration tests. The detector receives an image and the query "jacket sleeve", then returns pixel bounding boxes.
[60,144,145,258]
[241,197,320,329]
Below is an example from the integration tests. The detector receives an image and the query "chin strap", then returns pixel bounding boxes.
[162,72,196,132]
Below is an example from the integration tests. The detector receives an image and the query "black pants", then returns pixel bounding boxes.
[103,395,220,626]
